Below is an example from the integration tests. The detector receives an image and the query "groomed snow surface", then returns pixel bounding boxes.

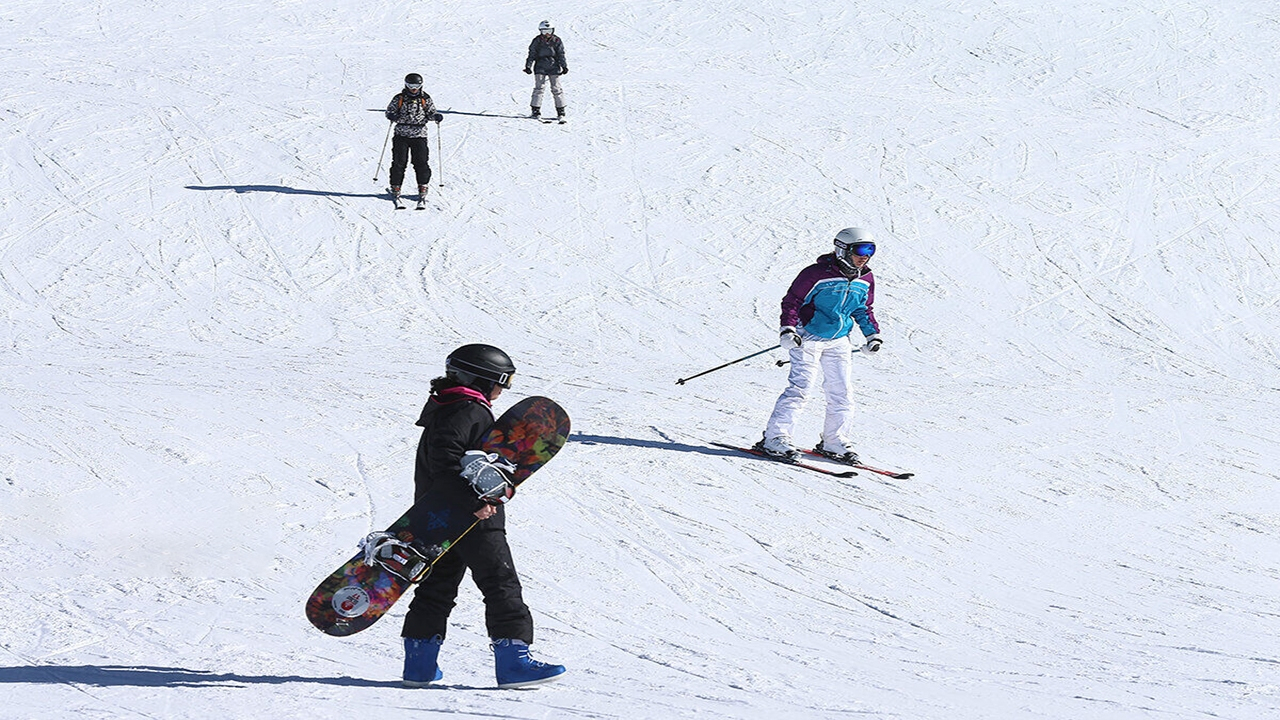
[2,1,1279,718]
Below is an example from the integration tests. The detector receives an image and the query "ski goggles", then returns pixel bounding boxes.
[836,240,876,258]
[405,82,423,91]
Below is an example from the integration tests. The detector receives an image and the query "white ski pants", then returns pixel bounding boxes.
[531,74,566,110]
[765,335,856,446]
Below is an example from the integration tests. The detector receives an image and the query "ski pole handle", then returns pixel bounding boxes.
[676,346,776,385]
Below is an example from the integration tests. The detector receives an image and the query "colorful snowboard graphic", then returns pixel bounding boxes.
[305,396,570,636]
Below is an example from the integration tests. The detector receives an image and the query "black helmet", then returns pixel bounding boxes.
[446,344,516,391]
[404,73,423,87]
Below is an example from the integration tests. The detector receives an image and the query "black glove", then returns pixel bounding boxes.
[523,67,532,74]
[559,68,568,76]
[864,335,882,353]
[433,113,443,122]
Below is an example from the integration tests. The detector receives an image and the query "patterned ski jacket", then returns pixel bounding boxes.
[385,91,438,138]
[409,385,504,536]
[779,253,879,341]
[525,34,568,75]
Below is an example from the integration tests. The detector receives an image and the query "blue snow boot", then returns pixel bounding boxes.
[491,638,566,689]
[402,636,444,687]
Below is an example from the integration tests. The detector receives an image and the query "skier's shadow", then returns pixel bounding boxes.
[0,664,501,690]
[365,108,528,120]
[571,433,737,458]
[185,185,385,199]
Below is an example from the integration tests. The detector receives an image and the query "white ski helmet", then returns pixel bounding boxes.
[833,227,875,274]
[538,20,553,33]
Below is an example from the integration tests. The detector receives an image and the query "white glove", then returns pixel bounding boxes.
[460,450,517,504]
[779,327,802,350]
[863,334,882,353]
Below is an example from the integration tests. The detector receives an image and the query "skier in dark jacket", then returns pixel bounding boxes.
[523,20,568,121]
[401,343,566,690]
[385,72,442,204]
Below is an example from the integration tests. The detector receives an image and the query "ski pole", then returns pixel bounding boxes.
[676,346,776,385]
[435,120,444,187]
[374,120,392,182]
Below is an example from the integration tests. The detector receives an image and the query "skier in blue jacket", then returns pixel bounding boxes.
[759,228,882,463]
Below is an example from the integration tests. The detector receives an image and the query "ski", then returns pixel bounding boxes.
[711,442,857,478]
[799,449,914,479]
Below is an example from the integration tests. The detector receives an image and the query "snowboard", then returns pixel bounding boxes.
[305,396,571,637]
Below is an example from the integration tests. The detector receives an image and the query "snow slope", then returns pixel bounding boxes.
[2,0,1279,718]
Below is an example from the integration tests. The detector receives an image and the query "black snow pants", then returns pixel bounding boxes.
[401,525,534,644]
[390,135,432,188]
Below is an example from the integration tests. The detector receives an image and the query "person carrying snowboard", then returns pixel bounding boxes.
[758,228,882,463]
[385,73,443,204]
[524,20,568,122]
[401,343,566,689]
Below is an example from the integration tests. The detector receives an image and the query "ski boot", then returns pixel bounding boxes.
[755,434,800,462]
[416,185,428,209]
[556,106,566,124]
[403,636,444,687]
[814,438,860,465]
[530,105,541,119]
[491,638,566,689]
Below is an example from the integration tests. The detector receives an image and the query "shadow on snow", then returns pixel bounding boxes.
[0,664,500,690]
[185,185,385,199]
[571,433,740,458]
[365,108,529,120]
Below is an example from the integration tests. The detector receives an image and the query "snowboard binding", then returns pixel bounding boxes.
[360,532,441,583]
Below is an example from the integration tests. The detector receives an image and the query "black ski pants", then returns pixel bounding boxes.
[401,525,534,644]
[390,135,432,188]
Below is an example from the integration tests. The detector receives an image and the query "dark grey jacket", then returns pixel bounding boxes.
[525,34,567,75]
[409,387,504,537]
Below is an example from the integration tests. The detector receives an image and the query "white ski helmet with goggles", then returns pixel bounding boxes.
[538,20,553,33]
[833,227,875,274]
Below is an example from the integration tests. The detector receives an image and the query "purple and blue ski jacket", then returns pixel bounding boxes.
[780,254,879,340]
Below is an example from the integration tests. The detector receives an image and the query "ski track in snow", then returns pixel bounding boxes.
[3,0,1280,718]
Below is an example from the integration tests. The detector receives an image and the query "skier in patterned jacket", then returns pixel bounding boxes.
[759,228,883,463]
[385,73,442,203]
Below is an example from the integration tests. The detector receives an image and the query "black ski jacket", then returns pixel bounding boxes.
[409,387,504,535]
[525,34,568,75]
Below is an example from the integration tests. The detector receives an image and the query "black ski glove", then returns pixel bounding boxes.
[559,68,568,76]
[433,113,443,122]
[864,335,882,353]
[524,67,532,74]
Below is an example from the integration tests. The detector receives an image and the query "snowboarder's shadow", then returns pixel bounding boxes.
[571,433,739,458]
[186,184,385,199]
[0,664,401,688]
[0,665,510,691]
